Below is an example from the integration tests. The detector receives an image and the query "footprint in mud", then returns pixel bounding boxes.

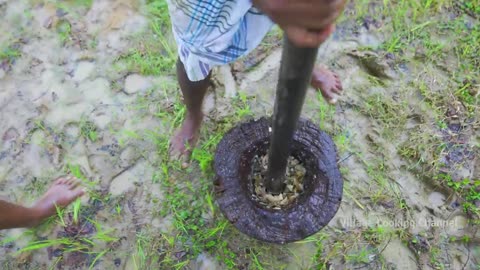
[88,154,123,185]
[124,74,152,95]
[45,144,64,168]
[62,123,81,145]
[231,34,281,75]
[103,2,141,31]
[2,128,21,159]
[428,192,446,208]
[2,127,19,142]
[440,100,477,182]
[27,128,64,168]
[347,49,396,79]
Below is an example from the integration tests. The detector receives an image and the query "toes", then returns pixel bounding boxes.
[332,85,343,94]
[58,175,74,185]
[65,179,74,186]
[65,177,80,188]
[321,88,335,101]
[69,181,81,190]
[169,133,187,157]
[56,175,75,184]
[328,97,338,104]
[169,130,198,161]
[170,148,190,162]
[73,188,85,198]
[169,138,193,162]
[327,96,338,104]
[169,143,185,160]
[320,88,340,104]
[333,75,343,88]
[180,152,192,168]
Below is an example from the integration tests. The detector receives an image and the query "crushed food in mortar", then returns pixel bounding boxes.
[250,154,306,209]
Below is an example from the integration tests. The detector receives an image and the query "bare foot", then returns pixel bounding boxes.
[170,112,204,159]
[31,176,84,224]
[310,65,343,104]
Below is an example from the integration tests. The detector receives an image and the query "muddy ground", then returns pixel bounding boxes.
[1,0,479,269]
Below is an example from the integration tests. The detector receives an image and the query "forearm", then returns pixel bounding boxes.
[0,200,39,230]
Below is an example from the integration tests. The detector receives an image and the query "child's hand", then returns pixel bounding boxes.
[253,0,346,47]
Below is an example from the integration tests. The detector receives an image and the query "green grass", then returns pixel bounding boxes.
[359,93,409,138]
[56,20,72,44]
[116,0,176,75]
[17,238,76,253]
[316,92,336,130]
[16,206,117,269]
[71,0,93,7]
[0,46,21,61]
[79,119,98,142]
[436,173,480,216]
[116,69,242,268]
[459,0,480,16]
[51,0,93,8]
[0,43,21,69]
[66,163,97,188]
[397,126,444,168]
[349,0,479,224]
[397,119,479,218]
[455,81,478,114]
[72,199,82,224]
[345,246,373,264]
[130,80,305,268]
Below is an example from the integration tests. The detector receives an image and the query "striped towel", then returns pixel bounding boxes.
[167,0,273,81]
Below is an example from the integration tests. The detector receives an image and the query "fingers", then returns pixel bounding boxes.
[285,24,335,47]
[292,3,344,30]
[261,0,346,30]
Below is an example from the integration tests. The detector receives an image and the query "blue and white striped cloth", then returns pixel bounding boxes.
[167,0,273,81]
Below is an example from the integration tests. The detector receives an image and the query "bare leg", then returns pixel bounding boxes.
[170,58,211,157]
[0,176,84,230]
[311,65,343,104]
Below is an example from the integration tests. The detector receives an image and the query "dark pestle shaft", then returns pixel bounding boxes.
[265,38,319,194]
